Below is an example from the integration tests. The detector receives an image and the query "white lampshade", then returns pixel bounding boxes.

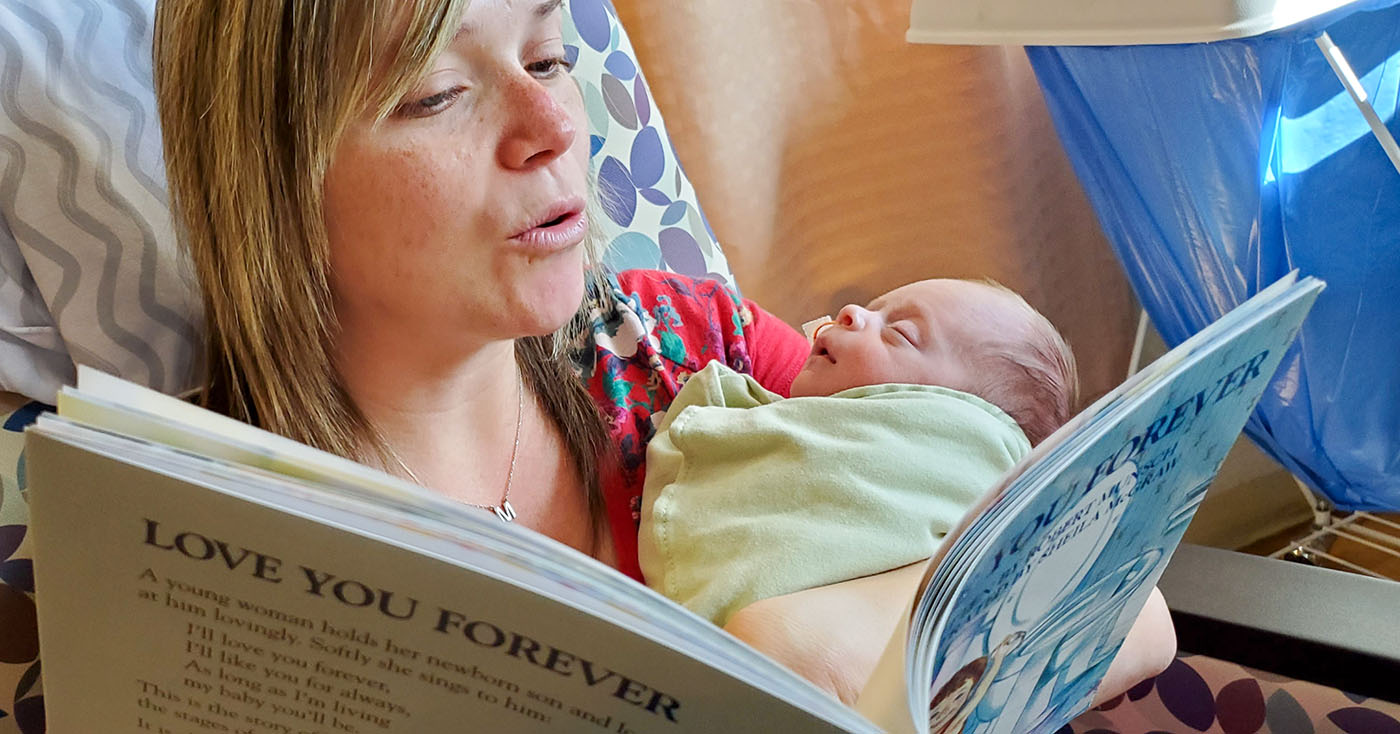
[907,0,1363,45]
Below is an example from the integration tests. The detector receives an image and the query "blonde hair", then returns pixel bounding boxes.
[969,282,1079,447]
[155,0,612,534]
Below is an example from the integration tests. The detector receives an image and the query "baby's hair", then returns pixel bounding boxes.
[967,281,1079,447]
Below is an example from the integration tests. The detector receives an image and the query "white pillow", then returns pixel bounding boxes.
[0,215,72,400]
[0,0,201,404]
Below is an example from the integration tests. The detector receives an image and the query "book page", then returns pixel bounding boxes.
[29,430,875,734]
[64,368,424,502]
[52,384,864,714]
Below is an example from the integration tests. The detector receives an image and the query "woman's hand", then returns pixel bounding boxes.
[722,562,929,705]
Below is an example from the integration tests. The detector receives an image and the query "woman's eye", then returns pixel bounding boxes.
[396,86,465,119]
[526,56,574,78]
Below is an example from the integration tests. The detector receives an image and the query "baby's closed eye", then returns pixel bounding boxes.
[886,324,917,347]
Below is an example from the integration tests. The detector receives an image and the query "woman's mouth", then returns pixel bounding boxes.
[511,197,587,253]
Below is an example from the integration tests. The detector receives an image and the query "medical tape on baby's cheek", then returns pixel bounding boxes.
[801,316,834,344]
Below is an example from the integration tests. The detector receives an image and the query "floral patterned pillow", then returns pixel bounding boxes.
[566,0,735,284]
[0,401,41,733]
[1069,654,1400,734]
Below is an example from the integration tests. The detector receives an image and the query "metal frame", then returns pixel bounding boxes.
[1271,485,1400,580]
[1161,543,1400,703]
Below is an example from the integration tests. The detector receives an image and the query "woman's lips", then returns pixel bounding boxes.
[510,200,587,254]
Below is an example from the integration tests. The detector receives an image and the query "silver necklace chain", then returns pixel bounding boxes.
[384,365,523,523]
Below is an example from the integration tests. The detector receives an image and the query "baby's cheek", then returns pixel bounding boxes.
[836,356,887,391]
[788,366,821,398]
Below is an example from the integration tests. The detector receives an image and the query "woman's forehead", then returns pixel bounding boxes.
[454,0,564,36]
[374,0,562,75]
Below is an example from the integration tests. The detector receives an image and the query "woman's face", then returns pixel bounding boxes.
[324,0,590,354]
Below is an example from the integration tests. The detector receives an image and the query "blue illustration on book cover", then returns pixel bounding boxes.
[918,274,1323,734]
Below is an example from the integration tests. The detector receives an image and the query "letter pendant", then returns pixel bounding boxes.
[492,499,517,523]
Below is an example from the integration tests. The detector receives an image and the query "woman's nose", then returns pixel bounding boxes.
[836,303,873,331]
[497,76,578,171]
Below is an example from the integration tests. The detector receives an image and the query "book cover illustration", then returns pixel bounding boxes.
[915,274,1322,734]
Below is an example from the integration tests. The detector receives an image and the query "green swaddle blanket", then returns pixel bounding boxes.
[639,361,1031,626]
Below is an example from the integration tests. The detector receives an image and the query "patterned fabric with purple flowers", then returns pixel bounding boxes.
[565,0,736,285]
[1067,654,1400,734]
[0,401,44,734]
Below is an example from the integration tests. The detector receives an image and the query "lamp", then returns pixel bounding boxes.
[905,0,1400,192]
[906,0,1363,45]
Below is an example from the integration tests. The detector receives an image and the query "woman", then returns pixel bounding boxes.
[154,0,806,568]
[153,0,1171,709]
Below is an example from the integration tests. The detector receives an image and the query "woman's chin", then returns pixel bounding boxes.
[516,255,589,335]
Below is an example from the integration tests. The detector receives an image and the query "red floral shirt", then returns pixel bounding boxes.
[576,270,809,580]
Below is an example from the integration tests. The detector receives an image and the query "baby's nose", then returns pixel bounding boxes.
[837,303,872,330]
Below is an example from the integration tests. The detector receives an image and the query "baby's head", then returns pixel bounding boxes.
[790,279,1079,446]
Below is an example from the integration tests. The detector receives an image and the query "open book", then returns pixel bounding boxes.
[27,273,1321,734]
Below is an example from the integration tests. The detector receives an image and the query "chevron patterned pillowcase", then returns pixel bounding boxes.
[0,0,202,403]
[0,0,731,405]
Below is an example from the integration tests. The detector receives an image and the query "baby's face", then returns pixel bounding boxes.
[789,279,1020,398]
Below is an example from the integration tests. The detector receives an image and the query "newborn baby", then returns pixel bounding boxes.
[639,279,1078,625]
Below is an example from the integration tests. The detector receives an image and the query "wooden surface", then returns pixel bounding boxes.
[0,392,25,416]
[1244,514,1400,581]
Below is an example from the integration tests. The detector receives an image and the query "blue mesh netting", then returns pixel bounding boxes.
[1027,0,1400,510]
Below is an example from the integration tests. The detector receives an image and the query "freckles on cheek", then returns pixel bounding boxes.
[388,151,441,234]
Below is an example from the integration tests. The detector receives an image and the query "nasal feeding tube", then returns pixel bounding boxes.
[801,315,835,343]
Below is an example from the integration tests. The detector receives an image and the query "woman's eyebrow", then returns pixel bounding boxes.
[535,0,566,18]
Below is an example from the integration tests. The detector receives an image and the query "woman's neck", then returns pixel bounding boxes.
[337,327,522,490]
[333,325,607,562]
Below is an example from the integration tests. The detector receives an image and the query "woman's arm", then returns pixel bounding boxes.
[1090,586,1176,706]
[725,569,1176,710]
[723,562,928,706]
